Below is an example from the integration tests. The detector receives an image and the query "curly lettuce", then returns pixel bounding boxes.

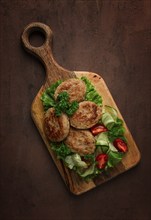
[81,76,102,106]
[41,80,62,111]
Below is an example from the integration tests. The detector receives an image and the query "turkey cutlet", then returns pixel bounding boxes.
[65,128,96,156]
[44,108,70,142]
[54,78,86,102]
[70,101,102,129]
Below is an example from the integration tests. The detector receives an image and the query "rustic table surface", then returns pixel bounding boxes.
[0,1,151,220]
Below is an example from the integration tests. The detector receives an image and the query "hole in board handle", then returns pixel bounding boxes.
[29,30,46,47]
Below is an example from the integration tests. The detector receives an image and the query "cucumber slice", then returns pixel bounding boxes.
[77,164,95,178]
[101,112,115,129]
[104,105,118,120]
[95,132,118,152]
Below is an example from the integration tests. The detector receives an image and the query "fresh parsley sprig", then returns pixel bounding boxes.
[55,91,79,116]
[51,142,72,160]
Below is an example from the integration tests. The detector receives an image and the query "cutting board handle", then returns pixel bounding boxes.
[21,22,74,81]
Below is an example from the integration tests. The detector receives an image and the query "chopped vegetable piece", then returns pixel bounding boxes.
[107,151,124,168]
[108,118,126,143]
[65,154,88,169]
[55,91,79,116]
[95,132,109,146]
[101,112,115,130]
[51,142,72,160]
[90,124,108,136]
[96,153,108,169]
[41,80,62,111]
[113,138,128,153]
[77,163,96,178]
[104,105,117,121]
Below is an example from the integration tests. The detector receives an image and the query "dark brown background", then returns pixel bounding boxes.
[0,1,151,220]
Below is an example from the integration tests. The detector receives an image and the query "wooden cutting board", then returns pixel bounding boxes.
[21,22,141,195]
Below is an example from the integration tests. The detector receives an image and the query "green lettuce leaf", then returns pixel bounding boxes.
[101,105,127,143]
[41,80,62,111]
[41,93,56,111]
[108,118,126,143]
[50,142,72,160]
[65,154,88,169]
[81,76,102,106]
[107,151,124,168]
[95,132,109,146]
[77,163,96,178]
[46,80,63,97]
[95,132,118,152]
[83,154,95,162]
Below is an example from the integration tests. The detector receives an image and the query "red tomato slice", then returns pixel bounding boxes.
[90,124,108,136]
[113,138,128,153]
[96,153,108,169]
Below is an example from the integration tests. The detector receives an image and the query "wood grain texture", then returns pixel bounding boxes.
[22,22,75,83]
[22,22,140,195]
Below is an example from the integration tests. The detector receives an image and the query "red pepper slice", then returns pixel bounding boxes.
[96,153,108,169]
[113,138,128,153]
[90,124,108,136]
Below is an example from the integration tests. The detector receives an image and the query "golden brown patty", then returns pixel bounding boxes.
[54,78,86,102]
[65,128,96,155]
[70,101,102,129]
[44,108,70,142]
